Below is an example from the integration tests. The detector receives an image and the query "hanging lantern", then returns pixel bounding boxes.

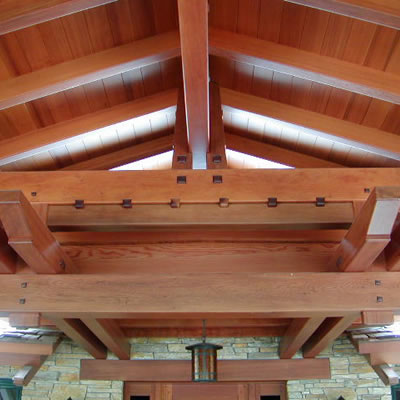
[186,321,223,382]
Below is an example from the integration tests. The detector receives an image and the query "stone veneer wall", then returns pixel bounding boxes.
[0,336,397,400]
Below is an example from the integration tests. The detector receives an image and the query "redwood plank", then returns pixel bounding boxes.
[0,353,42,366]
[8,312,40,327]
[0,32,179,110]
[385,225,400,271]
[178,0,209,169]
[280,317,325,359]
[13,357,46,386]
[0,227,16,273]
[0,191,78,273]
[0,274,399,316]
[361,311,394,326]
[369,352,400,366]
[332,187,400,272]
[284,0,400,29]
[371,364,399,386]
[80,359,331,381]
[82,318,130,360]
[0,90,177,166]
[0,0,117,35]
[358,340,400,354]
[303,314,359,358]
[210,29,400,104]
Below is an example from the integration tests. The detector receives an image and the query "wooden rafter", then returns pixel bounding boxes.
[0,32,179,111]
[385,225,400,271]
[0,191,78,273]
[178,0,209,169]
[0,90,177,166]
[1,274,400,316]
[0,0,117,35]
[284,0,400,30]
[63,135,174,171]
[332,187,400,272]
[361,311,394,325]
[8,312,41,328]
[221,88,400,161]
[371,364,399,386]
[207,82,228,169]
[279,317,325,359]
[303,314,359,358]
[210,29,400,105]
[0,227,16,273]
[226,133,344,168]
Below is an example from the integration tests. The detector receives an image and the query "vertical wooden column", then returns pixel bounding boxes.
[207,81,228,169]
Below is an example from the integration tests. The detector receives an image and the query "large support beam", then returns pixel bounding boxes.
[361,311,394,326]
[0,0,117,35]
[13,357,46,386]
[63,135,173,171]
[226,133,344,168]
[1,273,400,316]
[279,317,325,359]
[211,30,400,105]
[221,89,400,161]
[49,318,107,359]
[331,187,400,272]
[0,228,16,273]
[0,191,77,273]
[385,225,400,271]
[178,0,209,169]
[82,318,130,360]
[0,90,177,166]
[81,359,331,382]
[0,32,179,111]
[371,364,399,386]
[207,82,227,169]
[0,169,399,204]
[284,0,400,30]
[303,314,359,358]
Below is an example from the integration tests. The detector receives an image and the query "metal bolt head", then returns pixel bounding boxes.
[375,280,381,286]
[377,296,384,303]
[177,176,187,184]
[213,175,223,184]
[336,256,343,268]
[364,188,371,193]
[31,192,37,197]
[19,298,26,304]
[21,282,27,288]
[59,260,66,270]
[213,155,222,164]
[177,155,187,164]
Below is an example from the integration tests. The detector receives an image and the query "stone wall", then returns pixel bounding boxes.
[0,336,396,400]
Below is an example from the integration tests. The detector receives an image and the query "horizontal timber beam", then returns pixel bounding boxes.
[371,364,399,386]
[0,31,179,110]
[226,133,344,168]
[1,273,400,315]
[0,90,177,166]
[0,169,399,204]
[221,89,400,161]
[80,359,331,381]
[211,29,400,104]
[62,135,173,171]
[0,0,117,35]
[284,0,400,30]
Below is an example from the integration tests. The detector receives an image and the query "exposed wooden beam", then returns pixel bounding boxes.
[226,133,344,168]
[221,88,400,161]
[284,0,400,30]
[0,90,177,166]
[331,187,400,272]
[371,364,399,386]
[81,359,331,381]
[279,317,325,359]
[361,311,394,326]
[303,314,359,358]
[8,313,41,328]
[172,89,192,169]
[63,135,173,171]
[49,317,107,359]
[0,0,117,35]
[0,227,16,273]
[369,352,400,366]
[178,0,209,169]
[0,191,78,273]
[0,340,59,355]
[1,274,399,316]
[0,169,399,204]
[208,82,227,169]
[211,29,400,105]
[0,353,43,367]
[13,357,46,386]
[357,339,400,354]
[82,318,130,360]
[385,225,400,271]
[0,32,179,111]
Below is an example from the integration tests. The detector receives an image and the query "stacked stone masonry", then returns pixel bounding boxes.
[0,336,397,400]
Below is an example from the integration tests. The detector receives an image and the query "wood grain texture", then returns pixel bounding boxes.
[226,133,344,168]
[210,28,400,104]
[0,31,180,110]
[284,0,400,29]
[358,340,400,354]
[332,187,400,272]
[8,312,40,327]
[178,0,209,169]
[80,359,331,381]
[0,169,399,204]
[1,273,399,316]
[221,88,400,161]
[0,227,16,273]
[63,135,173,170]
[385,224,400,271]
[0,190,77,273]
[0,90,177,166]
[0,0,117,35]
[13,357,46,386]
[361,311,394,325]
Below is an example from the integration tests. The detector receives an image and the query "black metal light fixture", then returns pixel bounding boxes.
[186,320,223,382]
